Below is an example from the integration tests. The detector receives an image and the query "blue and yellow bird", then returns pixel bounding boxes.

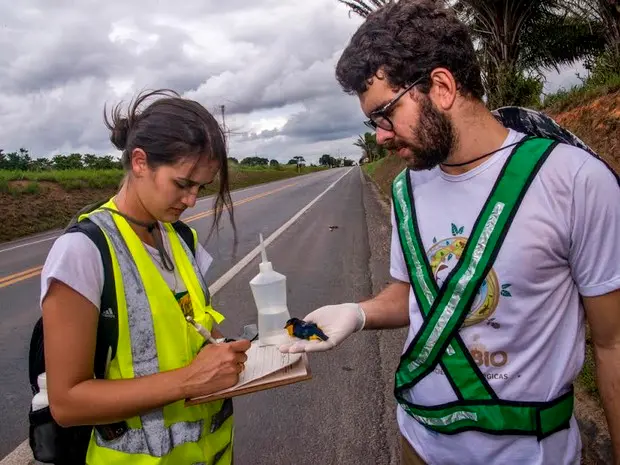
[284,318,329,341]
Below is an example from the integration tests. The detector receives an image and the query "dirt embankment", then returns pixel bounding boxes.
[363,92,619,465]
[545,90,620,174]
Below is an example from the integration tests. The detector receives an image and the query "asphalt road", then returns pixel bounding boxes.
[0,166,405,464]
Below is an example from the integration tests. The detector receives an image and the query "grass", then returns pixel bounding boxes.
[0,169,124,190]
[361,158,385,178]
[0,164,328,195]
[541,73,620,113]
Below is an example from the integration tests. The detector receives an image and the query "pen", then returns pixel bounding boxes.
[186,315,218,344]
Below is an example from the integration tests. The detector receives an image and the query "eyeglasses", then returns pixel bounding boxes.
[364,76,425,132]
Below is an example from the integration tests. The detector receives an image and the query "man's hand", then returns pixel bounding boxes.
[278,303,365,353]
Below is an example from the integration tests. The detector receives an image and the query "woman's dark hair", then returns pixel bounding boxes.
[335,0,485,100]
[102,88,235,244]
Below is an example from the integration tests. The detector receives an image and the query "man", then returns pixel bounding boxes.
[279,1,620,464]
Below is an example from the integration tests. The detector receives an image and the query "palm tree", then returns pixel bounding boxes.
[337,0,392,17]
[336,0,606,107]
[354,132,388,161]
[454,0,605,106]
[563,0,620,76]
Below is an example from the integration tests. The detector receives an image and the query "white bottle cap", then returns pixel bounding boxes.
[38,373,47,390]
[258,233,273,273]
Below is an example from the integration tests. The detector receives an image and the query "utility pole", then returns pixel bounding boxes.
[220,104,228,153]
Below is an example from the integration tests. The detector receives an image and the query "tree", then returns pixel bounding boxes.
[269,159,280,167]
[319,154,335,166]
[454,0,606,107]
[52,153,83,170]
[29,158,54,171]
[240,156,269,166]
[83,154,121,170]
[228,157,239,164]
[343,157,354,166]
[337,0,391,17]
[563,0,620,81]
[4,149,32,170]
[354,132,387,162]
[336,0,606,107]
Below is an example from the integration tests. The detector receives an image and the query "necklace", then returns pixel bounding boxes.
[146,245,179,292]
[101,206,175,272]
[440,139,526,168]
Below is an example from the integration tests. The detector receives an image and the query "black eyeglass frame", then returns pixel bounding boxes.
[364,76,425,131]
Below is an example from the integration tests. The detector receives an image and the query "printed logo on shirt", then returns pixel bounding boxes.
[434,335,513,380]
[429,223,518,381]
[427,223,513,328]
[101,307,115,319]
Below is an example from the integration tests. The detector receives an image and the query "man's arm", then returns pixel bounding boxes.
[360,280,410,330]
[583,289,620,464]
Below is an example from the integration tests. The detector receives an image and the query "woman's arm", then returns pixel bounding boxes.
[43,280,250,427]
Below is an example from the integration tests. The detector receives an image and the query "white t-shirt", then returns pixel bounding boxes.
[40,223,214,310]
[390,130,620,465]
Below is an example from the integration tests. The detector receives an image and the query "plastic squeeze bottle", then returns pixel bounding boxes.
[32,373,49,412]
[250,234,291,346]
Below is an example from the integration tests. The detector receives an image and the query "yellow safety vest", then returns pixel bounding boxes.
[80,199,233,465]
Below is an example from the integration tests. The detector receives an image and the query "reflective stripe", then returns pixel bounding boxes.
[393,178,434,306]
[94,419,203,457]
[89,211,204,456]
[393,138,574,438]
[412,411,478,427]
[407,202,504,372]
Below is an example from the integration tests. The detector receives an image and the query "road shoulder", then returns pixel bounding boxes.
[360,168,407,465]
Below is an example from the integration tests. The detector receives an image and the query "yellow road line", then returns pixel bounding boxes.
[0,182,297,289]
[0,266,43,285]
[0,269,44,289]
[185,182,296,223]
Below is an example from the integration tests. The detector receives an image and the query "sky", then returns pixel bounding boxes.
[0,1,587,165]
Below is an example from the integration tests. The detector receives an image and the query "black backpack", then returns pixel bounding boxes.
[491,106,620,186]
[28,217,197,464]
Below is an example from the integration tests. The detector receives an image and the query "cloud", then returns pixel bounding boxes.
[0,0,368,164]
[1,1,584,166]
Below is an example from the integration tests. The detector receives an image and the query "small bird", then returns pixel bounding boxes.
[284,318,329,341]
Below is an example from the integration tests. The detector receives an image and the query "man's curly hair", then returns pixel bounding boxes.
[335,0,484,100]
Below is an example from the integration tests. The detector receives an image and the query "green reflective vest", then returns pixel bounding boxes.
[392,137,574,440]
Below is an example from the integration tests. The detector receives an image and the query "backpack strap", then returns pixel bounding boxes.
[64,217,199,443]
[66,218,197,378]
[66,218,118,379]
[171,220,197,256]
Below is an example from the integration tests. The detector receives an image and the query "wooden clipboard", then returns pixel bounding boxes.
[185,353,312,405]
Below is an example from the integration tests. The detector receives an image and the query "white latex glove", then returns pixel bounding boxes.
[278,303,366,353]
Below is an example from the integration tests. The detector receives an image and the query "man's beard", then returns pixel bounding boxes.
[387,94,458,171]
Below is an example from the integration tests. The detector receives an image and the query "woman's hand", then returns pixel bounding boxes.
[180,339,251,399]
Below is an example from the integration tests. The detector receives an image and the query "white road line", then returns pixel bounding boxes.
[0,236,58,253]
[209,168,352,295]
[0,167,352,465]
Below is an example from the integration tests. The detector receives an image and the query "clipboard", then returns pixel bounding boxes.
[185,342,312,405]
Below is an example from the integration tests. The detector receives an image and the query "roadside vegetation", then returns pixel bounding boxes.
[0,152,329,242]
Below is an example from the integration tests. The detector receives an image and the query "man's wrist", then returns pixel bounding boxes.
[355,303,367,332]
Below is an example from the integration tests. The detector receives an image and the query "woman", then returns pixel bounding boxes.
[40,89,251,464]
